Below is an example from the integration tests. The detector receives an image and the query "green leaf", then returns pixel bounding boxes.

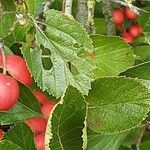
[87,129,127,150]
[3,45,13,55]
[133,45,150,63]
[19,84,40,113]
[43,10,93,50]
[90,35,134,78]
[0,140,22,150]
[4,123,36,150]
[0,84,41,125]
[122,62,150,80]
[48,87,87,150]
[4,21,32,47]
[25,0,47,16]
[139,6,150,44]
[35,0,46,15]
[0,0,16,38]
[25,0,35,15]
[22,10,94,98]
[0,103,39,125]
[86,77,150,134]
[0,0,16,11]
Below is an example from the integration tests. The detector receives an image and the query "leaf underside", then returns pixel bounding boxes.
[22,10,94,98]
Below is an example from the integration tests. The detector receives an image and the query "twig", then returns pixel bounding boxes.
[87,0,96,34]
[76,0,90,33]
[43,0,55,13]
[131,42,149,46]
[136,121,149,150]
[16,0,24,5]
[38,0,55,30]
[111,0,148,13]
[63,0,73,16]
[101,0,116,36]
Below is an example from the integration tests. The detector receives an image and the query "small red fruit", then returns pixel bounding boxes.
[25,117,47,134]
[129,24,143,38]
[33,91,49,105]
[0,73,19,111]
[125,7,138,20]
[0,129,4,140]
[123,32,134,44]
[34,134,45,150]
[41,101,56,117]
[113,8,125,25]
[5,55,32,87]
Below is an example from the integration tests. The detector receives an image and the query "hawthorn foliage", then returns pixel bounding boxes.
[0,0,150,150]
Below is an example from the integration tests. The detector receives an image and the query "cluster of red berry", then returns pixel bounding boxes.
[0,51,33,111]
[113,6,143,44]
[0,50,56,150]
[26,91,56,150]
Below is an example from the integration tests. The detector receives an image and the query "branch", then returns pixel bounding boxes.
[43,1,51,12]
[63,0,73,16]
[76,0,90,33]
[112,0,147,13]
[38,0,55,30]
[16,0,24,5]
[101,0,116,36]
[43,0,56,13]
[87,0,96,34]
[136,122,147,150]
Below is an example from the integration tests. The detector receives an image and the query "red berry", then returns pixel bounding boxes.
[0,54,33,86]
[0,73,19,111]
[1,55,33,87]
[113,8,125,25]
[129,24,143,38]
[6,55,33,86]
[41,101,56,117]
[25,117,47,134]
[0,129,4,140]
[34,134,45,150]
[123,32,134,44]
[33,91,49,105]
[125,7,138,20]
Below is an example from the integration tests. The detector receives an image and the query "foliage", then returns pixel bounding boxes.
[0,0,150,150]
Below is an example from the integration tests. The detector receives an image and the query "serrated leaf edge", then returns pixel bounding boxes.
[87,76,150,135]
